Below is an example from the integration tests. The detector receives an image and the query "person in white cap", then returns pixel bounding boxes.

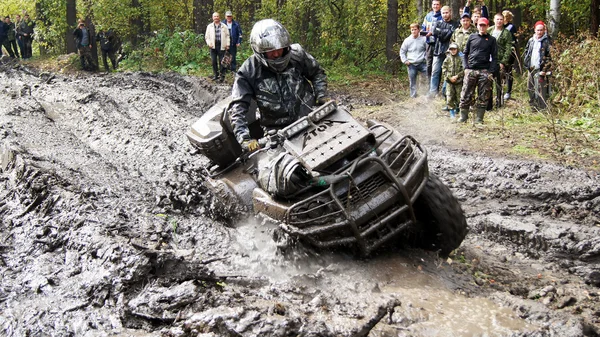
[224,10,243,72]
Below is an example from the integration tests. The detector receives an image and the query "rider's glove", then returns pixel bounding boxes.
[316,96,332,106]
[241,139,260,152]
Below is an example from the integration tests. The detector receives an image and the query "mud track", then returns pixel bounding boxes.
[1,59,599,336]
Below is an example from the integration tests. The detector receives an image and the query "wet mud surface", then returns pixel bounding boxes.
[1,58,599,336]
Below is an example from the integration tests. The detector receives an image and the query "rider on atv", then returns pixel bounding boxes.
[228,19,331,197]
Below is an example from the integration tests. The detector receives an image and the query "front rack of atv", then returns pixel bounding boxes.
[282,134,428,256]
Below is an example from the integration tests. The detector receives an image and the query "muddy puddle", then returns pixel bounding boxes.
[1,59,599,336]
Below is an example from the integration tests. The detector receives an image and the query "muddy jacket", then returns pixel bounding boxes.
[451,26,476,53]
[523,34,551,72]
[229,44,328,144]
[442,52,464,84]
[488,27,513,66]
[431,19,459,57]
[463,33,497,73]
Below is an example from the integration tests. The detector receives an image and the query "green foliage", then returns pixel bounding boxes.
[120,29,209,74]
[513,0,590,35]
[551,35,600,115]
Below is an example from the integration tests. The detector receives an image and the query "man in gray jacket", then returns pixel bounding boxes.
[400,23,427,98]
[228,19,329,196]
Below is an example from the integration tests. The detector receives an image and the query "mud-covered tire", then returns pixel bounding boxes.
[412,174,468,256]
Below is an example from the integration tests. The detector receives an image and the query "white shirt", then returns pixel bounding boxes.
[530,37,542,69]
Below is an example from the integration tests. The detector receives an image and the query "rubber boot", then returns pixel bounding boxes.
[458,109,468,123]
[449,109,456,118]
[475,108,485,124]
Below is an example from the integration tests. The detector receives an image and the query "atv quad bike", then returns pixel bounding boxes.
[187,98,467,256]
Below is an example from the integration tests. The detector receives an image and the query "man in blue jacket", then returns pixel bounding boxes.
[225,11,243,72]
[421,0,442,80]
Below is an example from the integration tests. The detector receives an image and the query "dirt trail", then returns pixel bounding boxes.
[1,59,599,336]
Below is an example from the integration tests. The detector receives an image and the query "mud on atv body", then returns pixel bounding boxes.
[187,98,467,256]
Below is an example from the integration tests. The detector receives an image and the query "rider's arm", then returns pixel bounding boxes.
[296,45,328,100]
[229,74,255,144]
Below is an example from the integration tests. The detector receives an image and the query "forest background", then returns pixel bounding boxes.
[1,0,599,169]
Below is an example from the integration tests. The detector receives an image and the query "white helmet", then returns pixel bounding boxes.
[250,19,292,72]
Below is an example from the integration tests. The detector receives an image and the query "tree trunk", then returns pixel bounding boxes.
[193,0,214,34]
[83,0,98,71]
[386,0,399,62]
[449,0,460,21]
[417,0,423,19]
[130,0,144,46]
[35,2,48,56]
[66,0,77,53]
[549,0,560,39]
[592,0,600,36]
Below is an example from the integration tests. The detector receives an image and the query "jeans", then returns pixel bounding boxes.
[407,62,427,98]
[210,48,225,79]
[22,35,33,59]
[429,54,446,94]
[426,43,435,79]
[228,45,238,72]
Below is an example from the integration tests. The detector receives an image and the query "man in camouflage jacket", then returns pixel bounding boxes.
[442,43,464,118]
[487,13,513,109]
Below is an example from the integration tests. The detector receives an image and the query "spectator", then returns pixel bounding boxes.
[502,10,518,100]
[428,6,458,97]
[452,12,476,56]
[442,43,464,118]
[228,19,329,197]
[14,14,23,57]
[400,23,428,98]
[224,11,242,73]
[523,21,552,110]
[487,13,512,109]
[0,17,9,57]
[421,0,442,80]
[205,12,230,82]
[96,28,120,71]
[73,21,94,70]
[464,0,488,25]
[5,17,19,58]
[17,13,34,59]
[458,17,497,124]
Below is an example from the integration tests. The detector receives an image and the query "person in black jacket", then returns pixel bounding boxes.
[73,21,94,70]
[523,21,552,110]
[458,17,497,124]
[4,17,19,58]
[228,19,329,197]
[428,6,458,96]
[96,28,119,71]
[0,18,9,57]
[17,14,34,59]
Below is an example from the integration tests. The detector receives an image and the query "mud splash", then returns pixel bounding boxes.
[1,60,599,336]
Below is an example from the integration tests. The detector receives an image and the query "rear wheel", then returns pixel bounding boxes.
[412,174,468,256]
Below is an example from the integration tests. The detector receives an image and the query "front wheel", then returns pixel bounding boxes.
[412,174,468,256]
